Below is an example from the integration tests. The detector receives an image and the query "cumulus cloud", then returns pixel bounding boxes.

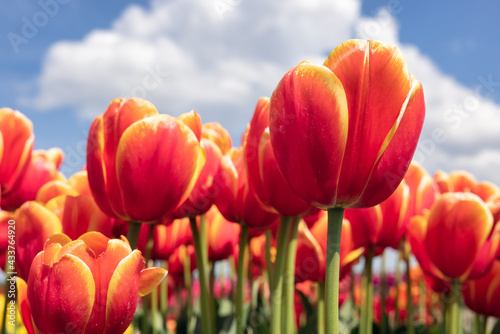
[25,0,500,184]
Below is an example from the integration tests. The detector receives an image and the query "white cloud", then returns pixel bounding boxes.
[25,0,500,185]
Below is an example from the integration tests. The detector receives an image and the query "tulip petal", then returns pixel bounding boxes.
[79,232,110,256]
[269,62,348,208]
[323,40,414,207]
[116,115,202,222]
[28,253,95,334]
[17,278,35,334]
[138,267,168,297]
[105,250,145,334]
[177,110,202,141]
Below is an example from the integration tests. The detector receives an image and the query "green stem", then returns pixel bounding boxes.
[405,251,414,334]
[265,229,274,293]
[360,247,374,334]
[151,279,158,334]
[209,261,216,331]
[325,208,344,334]
[318,282,326,334]
[270,216,292,334]
[444,280,461,334]
[394,245,403,329]
[284,217,299,334]
[127,220,142,249]
[189,216,213,334]
[236,224,250,334]
[419,279,425,326]
[200,214,209,276]
[160,261,168,318]
[381,251,387,334]
[183,247,193,334]
[142,224,155,334]
[480,315,487,334]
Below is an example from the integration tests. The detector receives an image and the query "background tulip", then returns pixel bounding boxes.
[86,97,204,223]
[0,108,34,197]
[463,260,500,317]
[27,232,167,334]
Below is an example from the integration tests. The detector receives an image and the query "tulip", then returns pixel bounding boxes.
[206,205,240,262]
[15,201,62,280]
[36,179,79,203]
[463,260,500,321]
[0,108,34,197]
[269,39,425,334]
[1,148,65,210]
[408,192,500,334]
[86,98,204,225]
[27,232,167,334]
[434,170,499,202]
[201,122,232,154]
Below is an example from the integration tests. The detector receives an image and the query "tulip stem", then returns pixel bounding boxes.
[160,261,168,319]
[283,217,299,334]
[151,280,159,334]
[474,314,487,334]
[360,247,374,334]
[189,216,213,334]
[380,251,388,334]
[142,225,155,334]
[236,224,250,334]
[405,248,414,334]
[127,220,142,249]
[394,244,403,329]
[183,247,193,334]
[265,229,274,293]
[270,216,292,334]
[444,280,461,334]
[318,282,325,334]
[325,207,344,334]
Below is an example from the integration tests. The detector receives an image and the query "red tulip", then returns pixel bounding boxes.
[408,192,500,282]
[245,97,316,216]
[344,179,409,251]
[463,260,500,317]
[15,201,62,280]
[0,108,34,197]
[86,98,204,222]
[27,232,167,334]
[206,205,240,262]
[1,148,65,210]
[201,122,232,154]
[403,162,439,222]
[295,214,363,283]
[214,146,279,228]
[269,40,425,209]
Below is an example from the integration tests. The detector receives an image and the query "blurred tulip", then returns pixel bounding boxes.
[434,170,499,202]
[463,260,500,317]
[245,97,316,216]
[344,179,410,251]
[408,192,500,282]
[404,162,439,221]
[15,201,62,280]
[201,122,232,154]
[36,179,79,203]
[68,170,93,197]
[206,205,240,262]
[173,137,223,218]
[269,40,425,209]
[295,215,363,283]
[214,146,279,228]
[1,148,65,210]
[0,211,12,271]
[27,232,167,334]
[0,108,34,197]
[86,97,204,222]
[168,244,197,278]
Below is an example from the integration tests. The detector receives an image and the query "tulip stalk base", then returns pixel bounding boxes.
[360,247,374,334]
[325,207,344,334]
[318,282,325,334]
[236,224,250,334]
[127,221,142,250]
[189,216,213,334]
[284,217,299,334]
[444,280,462,334]
[270,216,292,334]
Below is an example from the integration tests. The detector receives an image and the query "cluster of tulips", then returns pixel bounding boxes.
[1,38,499,334]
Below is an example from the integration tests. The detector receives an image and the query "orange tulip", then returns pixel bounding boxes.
[408,192,500,282]
[245,97,316,216]
[86,98,204,222]
[295,214,363,283]
[434,170,499,202]
[27,232,167,334]
[214,146,279,228]
[15,201,62,280]
[344,179,409,251]
[0,108,34,197]
[206,205,240,262]
[1,148,65,210]
[201,122,232,154]
[173,137,223,218]
[269,40,425,209]
[404,162,439,221]
[463,260,500,317]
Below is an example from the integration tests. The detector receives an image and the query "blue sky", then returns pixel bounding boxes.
[2,0,500,184]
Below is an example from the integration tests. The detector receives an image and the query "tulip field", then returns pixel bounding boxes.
[2,39,500,334]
